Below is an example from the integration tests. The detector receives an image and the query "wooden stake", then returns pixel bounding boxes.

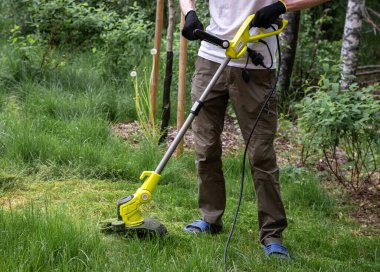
[175,14,188,156]
[150,0,165,125]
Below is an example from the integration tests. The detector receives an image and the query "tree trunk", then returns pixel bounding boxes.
[278,11,300,99]
[175,14,188,157]
[159,0,176,144]
[340,0,365,90]
[150,0,165,124]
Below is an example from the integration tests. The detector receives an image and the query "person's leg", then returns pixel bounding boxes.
[229,68,287,245]
[191,57,229,227]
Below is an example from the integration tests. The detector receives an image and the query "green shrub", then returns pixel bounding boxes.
[98,4,152,79]
[3,0,152,81]
[296,76,380,191]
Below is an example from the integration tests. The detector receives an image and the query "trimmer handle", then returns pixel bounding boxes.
[250,17,284,29]
[193,29,230,49]
[271,18,284,29]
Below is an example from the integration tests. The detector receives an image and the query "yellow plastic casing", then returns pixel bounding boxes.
[226,15,288,59]
[118,171,161,227]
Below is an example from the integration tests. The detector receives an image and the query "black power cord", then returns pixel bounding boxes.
[242,40,274,83]
[223,28,282,272]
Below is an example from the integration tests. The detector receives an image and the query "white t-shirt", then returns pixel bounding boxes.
[198,0,278,69]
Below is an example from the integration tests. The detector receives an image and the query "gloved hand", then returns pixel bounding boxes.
[182,10,204,40]
[251,1,287,28]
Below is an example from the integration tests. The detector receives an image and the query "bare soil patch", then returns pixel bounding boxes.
[112,114,245,154]
[348,179,380,233]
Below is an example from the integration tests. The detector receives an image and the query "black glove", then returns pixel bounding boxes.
[251,1,286,29]
[182,10,204,41]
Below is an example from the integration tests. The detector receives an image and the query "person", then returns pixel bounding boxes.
[179,0,330,258]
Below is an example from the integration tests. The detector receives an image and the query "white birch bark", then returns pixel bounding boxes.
[166,0,175,53]
[340,0,365,90]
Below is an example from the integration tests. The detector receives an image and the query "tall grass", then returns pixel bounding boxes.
[0,42,191,181]
[131,69,161,142]
[0,205,107,271]
[0,83,192,181]
[281,166,335,214]
[1,91,126,178]
[0,48,156,180]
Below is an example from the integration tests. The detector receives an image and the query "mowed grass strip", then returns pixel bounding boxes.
[0,168,379,272]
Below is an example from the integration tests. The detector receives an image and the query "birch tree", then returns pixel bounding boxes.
[340,0,366,90]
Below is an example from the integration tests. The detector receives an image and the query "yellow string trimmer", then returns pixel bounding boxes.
[101,15,288,237]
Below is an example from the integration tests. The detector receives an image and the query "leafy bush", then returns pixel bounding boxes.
[293,6,342,88]
[98,4,152,78]
[296,74,380,191]
[3,0,152,80]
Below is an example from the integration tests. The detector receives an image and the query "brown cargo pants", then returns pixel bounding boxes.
[191,57,287,245]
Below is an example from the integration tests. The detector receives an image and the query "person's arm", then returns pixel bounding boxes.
[252,0,331,28]
[283,0,331,12]
[179,0,196,16]
[179,0,204,41]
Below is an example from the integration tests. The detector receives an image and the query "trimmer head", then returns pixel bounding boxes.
[100,218,167,238]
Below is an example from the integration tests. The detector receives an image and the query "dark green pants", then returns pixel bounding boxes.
[191,57,287,245]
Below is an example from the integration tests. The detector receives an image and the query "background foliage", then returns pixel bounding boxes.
[0,0,378,187]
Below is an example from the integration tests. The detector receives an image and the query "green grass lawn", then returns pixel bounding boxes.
[0,45,378,272]
[1,166,379,272]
